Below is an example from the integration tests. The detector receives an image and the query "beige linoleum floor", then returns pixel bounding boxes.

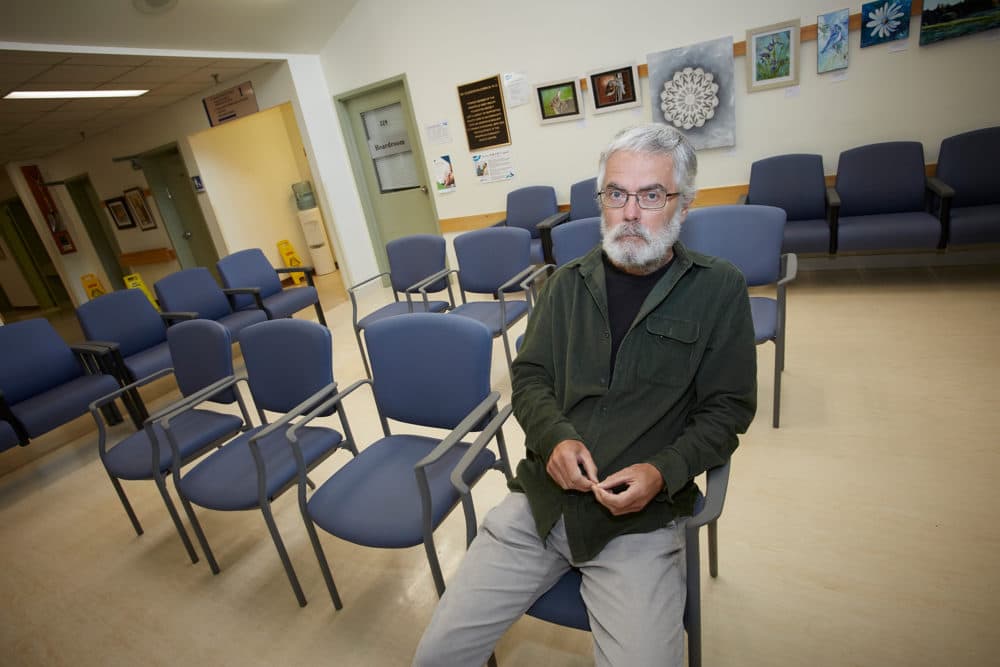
[2,259,999,667]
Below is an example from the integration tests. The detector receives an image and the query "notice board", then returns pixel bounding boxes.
[457,75,511,151]
[203,81,258,127]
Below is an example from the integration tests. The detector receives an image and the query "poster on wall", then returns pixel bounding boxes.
[920,0,1000,45]
[433,155,456,193]
[471,147,514,183]
[457,75,511,151]
[20,165,76,254]
[646,36,735,150]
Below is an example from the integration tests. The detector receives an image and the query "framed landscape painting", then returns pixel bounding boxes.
[920,0,1000,45]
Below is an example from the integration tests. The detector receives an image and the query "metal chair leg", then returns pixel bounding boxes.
[260,501,307,607]
[108,474,143,536]
[154,473,199,564]
[177,492,220,573]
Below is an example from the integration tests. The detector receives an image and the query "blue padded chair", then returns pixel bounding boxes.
[217,248,327,326]
[77,287,196,424]
[154,267,267,343]
[569,177,601,221]
[744,153,839,255]
[348,234,455,378]
[525,461,731,667]
[680,205,793,428]
[162,318,356,607]
[550,216,602,267]
[429,227,549,369]
[0,417,19,453]
[0,318,123,442]
[934,126,1000,246]
[832,141,948,252]
[496,186,569,265]
[88,319,248,564]
[290,313,512,608]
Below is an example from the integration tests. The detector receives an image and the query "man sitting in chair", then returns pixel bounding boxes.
[414,124,757,666]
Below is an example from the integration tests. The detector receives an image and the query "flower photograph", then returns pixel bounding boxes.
[861,0,913,47]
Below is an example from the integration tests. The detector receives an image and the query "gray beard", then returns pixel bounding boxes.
[601,208,683,274]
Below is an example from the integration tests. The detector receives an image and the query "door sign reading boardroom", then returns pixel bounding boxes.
[203,81,259,127]
[457,75,511,151]
[367,134,411,159]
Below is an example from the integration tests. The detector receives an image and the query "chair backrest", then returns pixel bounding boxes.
[217,248,284,310]
[936,126,1000,208]
[569,177,601,220]
[238,319,333,414]
[76,288,167,357]
[454,227,532,294]
[0,318,81,404]
[551,216,602,266]
[746,153,827,221]
[679,205,785,286]
[366,313,493,430]
[505,186,558,238]
[386,234,448,293]
[835,141,927,216]
[167,319,237,403]
[154,267,233,321]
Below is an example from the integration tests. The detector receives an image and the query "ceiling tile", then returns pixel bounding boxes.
[152,81,214,97]
[0,98,65,112]
[0,51,69,65]
[0,63,50,85]
[32,64,137,84]
[111,65,203,84]
[62,54,152,67]
[56,98,129,111]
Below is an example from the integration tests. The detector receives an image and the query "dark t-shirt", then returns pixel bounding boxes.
[603,252,673,377]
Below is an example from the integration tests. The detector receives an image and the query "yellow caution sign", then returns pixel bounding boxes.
[123,272,160,311]
[80,273,107,300]
[277,240,306,285]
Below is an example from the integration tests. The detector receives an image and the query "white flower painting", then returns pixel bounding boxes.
[861,0,912,47]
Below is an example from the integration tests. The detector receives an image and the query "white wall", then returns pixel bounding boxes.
[318,0,1000,217]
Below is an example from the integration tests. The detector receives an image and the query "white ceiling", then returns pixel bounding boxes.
[0,0,358,166]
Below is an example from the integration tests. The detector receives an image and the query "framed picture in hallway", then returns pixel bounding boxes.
[105,196,135,230]
[124,187,157,231]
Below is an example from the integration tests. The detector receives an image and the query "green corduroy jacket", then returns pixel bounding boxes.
[510,242,758,562]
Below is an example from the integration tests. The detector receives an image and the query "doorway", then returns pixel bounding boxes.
[138,146,219,273]
[64,176,125,291]
[0,198,71,319]
[337,76,439,272]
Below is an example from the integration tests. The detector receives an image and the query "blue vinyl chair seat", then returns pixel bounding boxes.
[307,433,497,548]
[356,299,450,330]
[155,267,267,342]
[745,153,835,255]
[179,424,342,511]
[750,297,778,343]
[257,284,321,319]
[948,205,1000,245]
[836,211,942,252]
[216,309,269,341]
[120,341,172,383]
[217,248,327,326]
[103,409,244,481]
[781,218,832,254]
[551,217,602,267]
[449,300,529,337]
[14,373,119,438]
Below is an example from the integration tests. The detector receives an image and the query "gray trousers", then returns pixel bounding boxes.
[413,493,687,667]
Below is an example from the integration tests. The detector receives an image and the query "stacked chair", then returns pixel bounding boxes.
[349,234,455,378]
[495,186,569,264]
[217,248,328,326]
[88,319,248,564]
[538,177,600,264]
[549,217,602,267]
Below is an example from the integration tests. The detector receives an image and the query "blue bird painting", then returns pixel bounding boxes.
[817,8,850,73]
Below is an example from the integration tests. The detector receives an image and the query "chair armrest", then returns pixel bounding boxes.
[160,311,198,325]
[348,271,391,294]
[535,211,570,232]
[517,264,555,311]
[498,264,542,298]
[538,211,571,265]
[406,268,456,311]
[688,460,731,530]
[415,391,502,472]
[89,367,175,414]
[276,265,316,276]
[247,381,340,452]
[449,403,513,496]
[0,389,29,445]
[778,253,798,285]
[825,187,841,254]
[286,378,372,444]
[70,342,122,379]
[926,176,955,200]
[825,186,841,210]
[157,375,244,429]
[222,287,265,311]
[737,193,748,205]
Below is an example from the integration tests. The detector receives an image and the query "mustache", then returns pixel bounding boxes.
[606,221,652,242]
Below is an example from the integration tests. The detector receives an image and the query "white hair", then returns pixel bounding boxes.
[596,124,698,208]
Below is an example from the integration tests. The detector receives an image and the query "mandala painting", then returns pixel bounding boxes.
[647,36,735,150]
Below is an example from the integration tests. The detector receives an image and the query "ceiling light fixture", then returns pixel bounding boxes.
[3,90,149,100]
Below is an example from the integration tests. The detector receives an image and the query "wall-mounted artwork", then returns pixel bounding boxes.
[587,64,641,114]
[647,36,735,150]
[861,0,912,48]
[746,19,801,92]
[817,9,850,73]
[920,0,1000,45]
[105,196,135,230]
[534,78,584,125]
[124,187,157,231]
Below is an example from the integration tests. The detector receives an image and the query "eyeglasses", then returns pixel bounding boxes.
[596,187,680,210]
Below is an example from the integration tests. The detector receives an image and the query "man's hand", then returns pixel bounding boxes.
[593,463,664,516]
[546,439,599,492]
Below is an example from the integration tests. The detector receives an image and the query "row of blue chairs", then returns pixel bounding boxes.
[743,126,1000,255]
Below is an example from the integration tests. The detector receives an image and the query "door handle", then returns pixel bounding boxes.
[182,231,193,240]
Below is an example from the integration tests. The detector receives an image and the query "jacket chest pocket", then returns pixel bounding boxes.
[638,316,700,385]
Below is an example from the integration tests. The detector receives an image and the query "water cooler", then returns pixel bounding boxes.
[292,181,336,275]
